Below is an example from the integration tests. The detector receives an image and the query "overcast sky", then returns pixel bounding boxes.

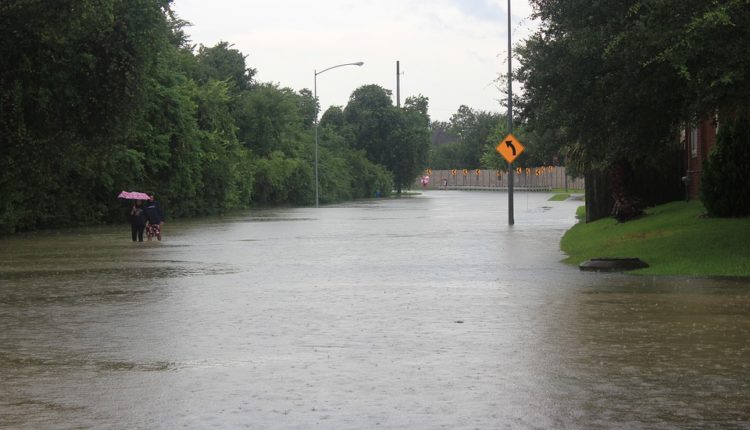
[173,0,537,122]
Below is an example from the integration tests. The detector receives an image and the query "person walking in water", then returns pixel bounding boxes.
[144,194,165,241]
[130,200,146,242]
[421,175,430,190]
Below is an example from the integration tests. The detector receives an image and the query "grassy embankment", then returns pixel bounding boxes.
[548,189,584,201]
[551,188,584,194]
[561,200,750,276]
[548,194,571,201]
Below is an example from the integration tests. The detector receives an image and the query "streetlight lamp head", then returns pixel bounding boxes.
[354,62,364,66]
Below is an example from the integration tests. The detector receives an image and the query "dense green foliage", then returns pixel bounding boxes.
[0,1,429,234]
[428,105,559,171]
[343,85,430,193]
[479,123,562,171]
[518,1,684,172]
[700,117,750,217]
[428,107,502,169]
[517,0,750,216]
[1,0,172,231]
[561,201,750,276]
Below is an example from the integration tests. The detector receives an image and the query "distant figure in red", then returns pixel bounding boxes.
[421,175,430,190]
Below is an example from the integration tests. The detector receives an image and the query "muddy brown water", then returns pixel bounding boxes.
[1,191,748,428]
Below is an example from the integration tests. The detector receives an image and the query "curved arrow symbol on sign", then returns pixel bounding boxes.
[496,134,525,163]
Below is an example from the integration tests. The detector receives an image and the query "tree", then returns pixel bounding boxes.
[0,0,172,232]
[427,105,503,169]
[344,85,430,193]
[297,88,317,129]
[515,0,745,220]
[519,0,750,179]
[519,1,684,169]
[430,143,465,170]
[700,116,750,217]
[430,120,457,146]
[392,99,431,192]
[193,41,256,92]
[344,84,395,165]
[428,120,458,169]
[0,3,415,234]
[636,0,750,118]
[235,83,305,156]
[320,106,347,129]
[404,95,429,123]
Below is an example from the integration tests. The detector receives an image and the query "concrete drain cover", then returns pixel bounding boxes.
[579,258,649,272]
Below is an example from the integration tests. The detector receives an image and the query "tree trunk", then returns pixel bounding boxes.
[610,161,644,222]
[584,169,613,222]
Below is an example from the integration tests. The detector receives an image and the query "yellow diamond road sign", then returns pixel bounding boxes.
[496,133,525,163]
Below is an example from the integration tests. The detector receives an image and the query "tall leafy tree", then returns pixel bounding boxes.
[344,85,430,192]
[0,0,172,232]
[194,41,256,92]
[320,106,348,130]
[516,0,711,219]
[344,84,396,166]
[518,0,750,191]
[0,2,410,234]
[391,96,431,192]
[428,105,503,169]
[518,1,682,171]
[236,84,306,156]
[636,0,750,117]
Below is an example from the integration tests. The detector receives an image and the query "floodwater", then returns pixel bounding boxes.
[0,191,748,429]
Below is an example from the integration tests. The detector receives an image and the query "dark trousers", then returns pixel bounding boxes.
[131,224,145,242]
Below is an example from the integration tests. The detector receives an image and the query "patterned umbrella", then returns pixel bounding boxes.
[118,191,151,200]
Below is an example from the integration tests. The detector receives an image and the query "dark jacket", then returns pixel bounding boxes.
[144,201,164,225]
[131,205,146,226]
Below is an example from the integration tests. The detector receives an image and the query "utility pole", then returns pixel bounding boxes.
[507,0,514,226]
[396,60,401,108]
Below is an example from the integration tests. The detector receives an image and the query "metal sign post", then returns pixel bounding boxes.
[506,0,514,225]
[497,133,525,225]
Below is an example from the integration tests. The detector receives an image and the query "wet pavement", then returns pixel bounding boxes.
[1,191,748,429]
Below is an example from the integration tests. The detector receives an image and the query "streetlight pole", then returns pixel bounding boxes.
[314,61,364,208]
[507,0,514,226]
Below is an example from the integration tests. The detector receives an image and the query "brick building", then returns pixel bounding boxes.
[683,116,718,199]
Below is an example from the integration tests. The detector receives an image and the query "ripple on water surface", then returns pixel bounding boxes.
[0,192,749,428]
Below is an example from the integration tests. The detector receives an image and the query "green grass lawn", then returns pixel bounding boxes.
[551,188,584,194]
[548,193,570,201]
[561,200,750,276]
[575,205,585,220]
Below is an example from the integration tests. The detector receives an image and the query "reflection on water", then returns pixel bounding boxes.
[0,192,748,428]
[532,276,750,428]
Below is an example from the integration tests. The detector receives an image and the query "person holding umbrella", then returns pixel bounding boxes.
[144,193,165,241]
[130,200,146,242]
[118,191,152,242]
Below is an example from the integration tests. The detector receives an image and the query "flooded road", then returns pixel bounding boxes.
[1,191,748,429]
